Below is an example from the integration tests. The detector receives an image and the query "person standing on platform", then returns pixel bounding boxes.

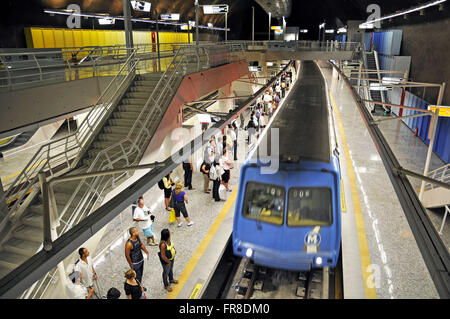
[158,229,178,292]
[162,172,175,211]
[214,135,223,164]
[74,247,99,298]
[228,125,237,161]
[124,269,144,299]
[182,157,195,190]
[133,198,157,246]
[210,162,222,202]
[172,182,194,227]
[220,150,232,192]
[125,227,149,291]
[200,161,211,194]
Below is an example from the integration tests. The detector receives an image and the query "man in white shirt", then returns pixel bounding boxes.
[203,138,215,164]
[133,198,156,246]
[228,126,237,161]
[66,265,94,299]
[75,247,99,297]
[219,150,232,192]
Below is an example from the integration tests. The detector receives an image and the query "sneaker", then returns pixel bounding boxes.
[177,222,183,227]
[149,242,158,246]
[165,286,173,292]
[170,279,179,284]
[187,221,194,226]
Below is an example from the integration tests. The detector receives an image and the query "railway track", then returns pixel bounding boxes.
[202,237,342,299]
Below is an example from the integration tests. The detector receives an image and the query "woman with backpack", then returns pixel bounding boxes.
[159,172,174,211]
[158,229,178,292]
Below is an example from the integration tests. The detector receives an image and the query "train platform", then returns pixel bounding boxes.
[89,60,441,300]
[86,66,299,299]
[318,62,439,298]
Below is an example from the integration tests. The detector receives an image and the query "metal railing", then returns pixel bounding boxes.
[0,43,196,91]
[425,164,450,190]
[3,49,139,226]
[220,40,361,52]
[16,43,245,299]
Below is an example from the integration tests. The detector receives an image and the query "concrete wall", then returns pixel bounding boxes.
[396,19,450,105]
[0,76,113,137]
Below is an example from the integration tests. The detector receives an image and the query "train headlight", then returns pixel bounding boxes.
[315,257,323,265]
[245,248,253,258]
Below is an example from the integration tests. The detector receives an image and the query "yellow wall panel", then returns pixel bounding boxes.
[97,31,106,47]
[42,29,55,48]
[81,30,91,47]
[104,31,113,46]
[31,29,44,48]
[73,30,83,47]
[89,31,99,47]
[54,29,65,48]
[63,30,74,48]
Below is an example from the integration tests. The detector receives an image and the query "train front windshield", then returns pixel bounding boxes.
[287,187,333,226]
[242,182,285,226]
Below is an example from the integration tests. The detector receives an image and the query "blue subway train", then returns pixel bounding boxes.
[232,61,341,271]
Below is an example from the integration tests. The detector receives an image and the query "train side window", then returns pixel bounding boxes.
[242,182,285,226]
[287,187,332,227]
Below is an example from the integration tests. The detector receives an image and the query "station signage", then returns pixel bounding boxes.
[160,13,180,21]
[249,66,262,72]
[131,1,151,12]
[428,105,450,117]
[202,5,228,14]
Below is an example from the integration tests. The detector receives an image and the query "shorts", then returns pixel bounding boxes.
[174,202,188,218]
[164,188,172,199]
[143,225,154,238]
[222,170,230,183]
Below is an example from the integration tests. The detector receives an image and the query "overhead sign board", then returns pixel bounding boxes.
[98,17,115,25]
[130,1,151,12]
[160,13,180,21]
[203,5,228,14]
[428,105,450,117]
[249,66,262,72]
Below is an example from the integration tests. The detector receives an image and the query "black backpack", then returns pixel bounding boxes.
[158,179,165,190]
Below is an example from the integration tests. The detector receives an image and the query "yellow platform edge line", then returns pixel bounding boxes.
[330,91,377,299]
[166,187,238,299]
[340,179,346,212]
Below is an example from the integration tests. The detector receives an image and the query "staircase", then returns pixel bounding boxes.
[366,52,384,113]
[422,164,450,209]
[0,71,164,280]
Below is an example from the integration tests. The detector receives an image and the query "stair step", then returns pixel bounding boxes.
[0,251,29,270]
[14,225,43,243]
[137,72,164,80]
[0,266,11,280]
[21,213,43,228]
[113,111,143,120]
[125,92,152,99]
[103,124,131,135]
[133,80,159,87]
[108,118,136,127]
[28,204,43,216]
[122,98,148,105]
[3,237,41,256]
[117,105,147,113]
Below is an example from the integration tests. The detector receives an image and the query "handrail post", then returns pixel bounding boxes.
[38,172,52,252]
[419,108,439,201]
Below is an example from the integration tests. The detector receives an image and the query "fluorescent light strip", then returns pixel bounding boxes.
[360,0,446,27]
[44,9,230,31]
